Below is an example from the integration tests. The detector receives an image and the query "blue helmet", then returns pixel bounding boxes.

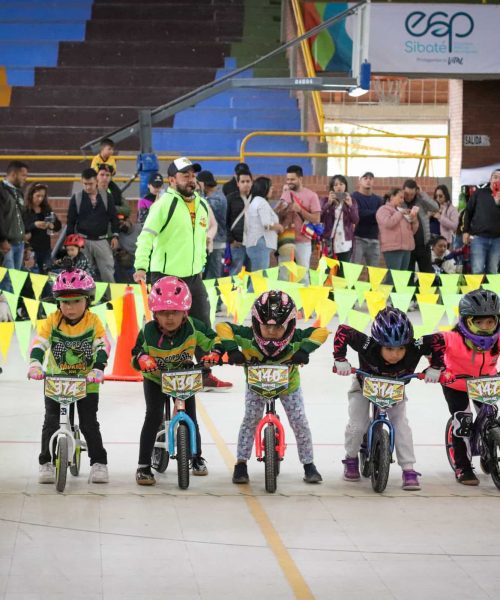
[371,307,413,347]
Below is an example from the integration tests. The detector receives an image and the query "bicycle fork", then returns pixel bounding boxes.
[49,404,76,465]
[366,412,395,461]
[255,403,286,461]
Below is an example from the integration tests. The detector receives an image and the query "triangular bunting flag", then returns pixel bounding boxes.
[390,292,414,313]
[0,322,15,361]
[364,290,386,319]
[0,266,6,283]
[439,274,460,294]
[15,321,32,360]
[391,269,413,292]
[464,274,483,290]
[316,297,337,327]
[417,272,436,291]
[441,293,461,324]
[30,273,49,299]
[354,281,371,307]
[2,291,18,320]
[309,268,328,287]
[419,303,446,333]
[42,302,58,317]
[8,268,29,298]
[264,266,280,281]
[331,276,348,289]
[341,262,363,288]
[367,266,387,290]
[347,309,371,333]
[236,292,257,325]
[94,281,108,304]
[334,289,358,323]
[299,286,329,320]
[416,293,439,305]
[23,297,40,325]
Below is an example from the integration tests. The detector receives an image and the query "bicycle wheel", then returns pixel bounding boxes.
[360,434,371,478]
[371,426,391,493]
[176,423,190,490]
[152,432,169,473]
[55,437,68,493]
[70,429,81,476]
[264,425,278,493]
[487,427,500,490]
[444,417,456,471]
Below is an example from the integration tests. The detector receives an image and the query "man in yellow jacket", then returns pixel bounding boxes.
[133,157,231,391]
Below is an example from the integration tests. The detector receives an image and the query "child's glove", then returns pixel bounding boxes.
[288,349,309,365]
[201,350,224,366]
[27,364,44,380]
[86,369,104,384]
[137,354,158,373]
[334,360,352,376]
[424,367,442,384]
[227,349,246,365]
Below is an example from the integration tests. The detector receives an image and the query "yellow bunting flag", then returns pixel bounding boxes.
[416,293,439,305]
[250,273,268,295]
[464,274,484,290]
[367,266,387,290]
[218,284,236,316]
[417,272,436,291]
[460,286,476,295]
[30,273,48,299]
[364,290,386,319]
[316,297,337,327]
[299,286,329,320]
[0,322,15,361]
[348,309,371,333]
[216,276,233,287]
[282,261,307,282]
[331,276,348,289]
[105,308,118,339]
[236,292,257,325]
[322,257,340,271]
[377,284,393,299]
[0,266,6,283]
[15,321,32,360]
[23,297,40,325]
[205,286,219,327]
[109,283,127,300]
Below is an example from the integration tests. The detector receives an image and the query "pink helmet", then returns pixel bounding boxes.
[148,276,192,312]
[53,269,96,299]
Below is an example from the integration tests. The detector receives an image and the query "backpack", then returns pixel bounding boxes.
[74,190,108,213]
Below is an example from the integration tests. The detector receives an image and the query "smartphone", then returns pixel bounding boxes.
[335,192,346,202]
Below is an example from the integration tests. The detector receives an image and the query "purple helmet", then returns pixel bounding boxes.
[371,307,413,347]
[53,269,95,299]
[457,289,500,351]
[251,290,296,357]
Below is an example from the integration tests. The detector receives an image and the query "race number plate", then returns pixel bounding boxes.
[247,365,289,399]
[362,376,405,409]
[44,376,87,405]
[161,369,203,400]
[466,376,500,405]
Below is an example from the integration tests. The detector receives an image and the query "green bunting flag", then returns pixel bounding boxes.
[94,281,108,304]
[236,292,257,324]
[2,291,18,320]
[9,269,28,298]
[309,268,328,287]
[390,292,413,313]
[354,281,371,306]
[42,302,58,317]
[341,262,363,288]
[441,293,461,323]
[419,303,446,332]
[439,273,460,293]
[14,321,32,360]
[264,266,280,281]
[333,289,358,323]
[348,309,371,333]
[390,269,413,292]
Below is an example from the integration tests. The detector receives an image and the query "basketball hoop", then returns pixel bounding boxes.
[372,75,407,105]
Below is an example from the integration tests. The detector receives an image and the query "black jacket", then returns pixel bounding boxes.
[0,181,25,244]
[226,191,247,243]
[66,191,119,238]
[463,186,500,238]
[23,208,62,253]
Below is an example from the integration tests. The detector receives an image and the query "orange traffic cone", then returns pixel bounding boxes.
[105,285,143,382]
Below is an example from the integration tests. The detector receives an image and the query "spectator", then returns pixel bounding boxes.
[226,170,252,275]
[0,160,29,273]
[351,171,383,267]
[463,169,500,274]
[275,165,321,279]
[133,156,231,389]
[114,204,140,284]
[96,163,125,208]
[246,177,283,272]
[429,184,459,245]
[403,179,439,275]
[137,172,164,225]
[54,234,96,278]
[431,236,458,275]
[222,162,251,197]
[320,175,359,264]
[91,137,117,176]
[376,187,419,275]
[23,182,61,274]
[66,168,119,283]
[197,170,227,281]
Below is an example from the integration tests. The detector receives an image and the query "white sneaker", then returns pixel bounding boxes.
[38,463,55,484]
[88,463,109,484]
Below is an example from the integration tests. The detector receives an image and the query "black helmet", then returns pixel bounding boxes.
[371,307,414,347]
[251,290,297,357]
[459,289,500,318]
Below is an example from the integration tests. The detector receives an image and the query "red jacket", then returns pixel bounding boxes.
[443,330,499,392]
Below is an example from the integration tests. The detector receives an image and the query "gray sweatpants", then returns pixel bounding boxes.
[345,377,416,470]
[83,239,115,283]
[237,386,314,464]
[352,237,380,267]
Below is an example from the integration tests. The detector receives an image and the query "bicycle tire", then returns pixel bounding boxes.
[55,437,68,493]
[70,429,81,476]
[444,417,456,472]
[152,432,169,473]
[360,435,370,478]
[176,423,190,490]
[371,426,391,493]
[487,427,500,490]
[264,425,277,493]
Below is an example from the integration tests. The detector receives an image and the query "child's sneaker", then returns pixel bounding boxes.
[136,466,156,486]
[192,456,208,476]
[232,462,249,484]
[303,462,322,483]
[88,463,109,483]
[342,457,360,481]
[38,463,55,484]
[455,467,479,486]
[402,469,421,491]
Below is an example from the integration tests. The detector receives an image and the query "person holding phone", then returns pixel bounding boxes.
[320,175,359,265]
[463,169,500,274]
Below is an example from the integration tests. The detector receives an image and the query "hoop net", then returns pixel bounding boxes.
[372,76,407,105]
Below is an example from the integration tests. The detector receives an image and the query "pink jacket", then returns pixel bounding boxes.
[438,202,459,244]
[376,204,419,252]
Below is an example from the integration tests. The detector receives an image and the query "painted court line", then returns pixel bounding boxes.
[197,399,314,600]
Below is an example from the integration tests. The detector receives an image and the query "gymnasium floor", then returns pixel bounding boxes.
[1,332,499,600]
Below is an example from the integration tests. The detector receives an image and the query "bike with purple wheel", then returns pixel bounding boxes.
[444,373,500,489]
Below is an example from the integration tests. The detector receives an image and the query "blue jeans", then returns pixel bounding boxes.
[383,250,411,284]
[204,248,224,280]
[1,242,24,292]
[247,237,271,272]
[229,244,247,276]
[470,236,500,275]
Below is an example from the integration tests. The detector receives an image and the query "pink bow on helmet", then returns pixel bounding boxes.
[148,276,192,312]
